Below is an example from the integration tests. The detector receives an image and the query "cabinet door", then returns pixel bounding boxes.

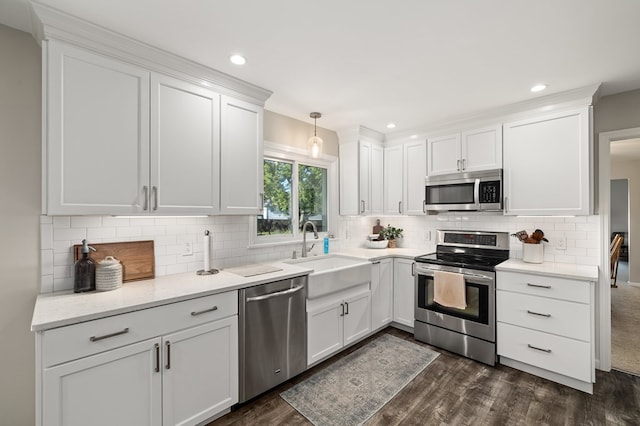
[162,317,238,426]
[307,301,344,365]
[43,338,161,426]
[370,144,384,215]
[343,290,372,346]
[151,74,220,215]
[427,133,461,176]
[371,259,394,330]
[503,107,590,215]
[393,258,415,328]
[383,145,404,214]
[339,142,359,215]
[359,142,372,214]
[46,41,150,215]
[404,140,427,215]
[220,96,264,214]
[461,125,502,172]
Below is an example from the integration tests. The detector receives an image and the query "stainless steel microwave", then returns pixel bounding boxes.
[424,169,503,212]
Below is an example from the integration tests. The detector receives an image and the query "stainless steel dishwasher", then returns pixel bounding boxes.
[239,275,307,403]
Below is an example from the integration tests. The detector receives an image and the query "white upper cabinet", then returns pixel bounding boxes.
[427,125,502,176]
[383,145,404,214]
[339,127,384,216]
[403,140,427,215]
[219,96,264,214]
[46,41,151,215]
[503,107,591,215]
[151,74,220,215]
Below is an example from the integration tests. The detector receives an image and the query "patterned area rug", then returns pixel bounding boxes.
[280,334,439,425]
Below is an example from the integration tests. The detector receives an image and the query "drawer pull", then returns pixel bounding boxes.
[166,341,171,370]
[89,327,129,342]
[527,283,551,289]
[528,344,552,353]
[527,310,551,318]
[191,306,218,316]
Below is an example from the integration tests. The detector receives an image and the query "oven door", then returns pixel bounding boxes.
[415,266,495,342]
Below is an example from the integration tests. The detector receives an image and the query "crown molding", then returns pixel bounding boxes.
[29,1,272,106]
[385,83,601,143]
[336,125,385,145]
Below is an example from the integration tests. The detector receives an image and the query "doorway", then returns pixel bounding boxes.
[601,132,640,375]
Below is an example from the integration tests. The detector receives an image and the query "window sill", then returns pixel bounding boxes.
[248,237,340,250]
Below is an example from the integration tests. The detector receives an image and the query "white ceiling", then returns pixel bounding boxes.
[2,0,640,136]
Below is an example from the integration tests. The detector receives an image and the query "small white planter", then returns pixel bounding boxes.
[522,243,544,263]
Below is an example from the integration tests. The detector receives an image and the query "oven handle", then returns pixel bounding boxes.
[415,268,493,283]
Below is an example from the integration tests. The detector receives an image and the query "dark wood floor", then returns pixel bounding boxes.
[210,328,640,426]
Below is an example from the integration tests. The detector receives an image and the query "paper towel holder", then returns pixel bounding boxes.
[197,229,219,275]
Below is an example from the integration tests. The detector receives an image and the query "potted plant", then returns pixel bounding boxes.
[380,224,403,248]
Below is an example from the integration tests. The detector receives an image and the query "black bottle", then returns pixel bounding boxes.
[74,239,95,292]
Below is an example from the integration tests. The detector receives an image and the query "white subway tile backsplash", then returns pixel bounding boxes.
[41,249,53,275]
[41,223,53,250]
[41,274,53,293]
[52,216,70,228]
[53,277,73,292]
[102,217,131,227]
[70,216,102,228]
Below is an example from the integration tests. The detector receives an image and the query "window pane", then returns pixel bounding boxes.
[298,164,327,233]
[258,159,292,236]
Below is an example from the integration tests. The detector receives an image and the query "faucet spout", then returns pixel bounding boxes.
[301,221,319,257]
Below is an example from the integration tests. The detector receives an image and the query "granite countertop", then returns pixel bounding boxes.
[495,258,599,281]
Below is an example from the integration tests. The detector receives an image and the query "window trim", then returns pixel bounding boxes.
[249,141,338,248]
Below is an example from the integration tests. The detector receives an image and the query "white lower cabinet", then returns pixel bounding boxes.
[371,258,394,331]
[496,270,595,393]
[393,258,415,328]
[37,291,239,426]
[307,284,371,366]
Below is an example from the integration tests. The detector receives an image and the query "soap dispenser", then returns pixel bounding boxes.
[74,239,96,293]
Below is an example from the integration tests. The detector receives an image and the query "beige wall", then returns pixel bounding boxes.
[264,110,339,157]
[611,159,640,282]
[594,88,640,134]
[0,24,42,425]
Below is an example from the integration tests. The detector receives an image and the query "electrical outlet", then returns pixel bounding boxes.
[556,236,567,250]
[181,242,193,256]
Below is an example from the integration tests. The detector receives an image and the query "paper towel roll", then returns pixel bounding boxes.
[203,231,210,271]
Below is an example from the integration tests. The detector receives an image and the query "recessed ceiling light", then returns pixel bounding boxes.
[386,123,396,129]
[230,54,247,65]
[410,134,418,139]
[530,84,547,93]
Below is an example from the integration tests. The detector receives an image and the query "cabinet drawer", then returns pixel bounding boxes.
[497,271,590,303]
[497,291,590,341]
[497,323,591,383]
[42,291,237,367]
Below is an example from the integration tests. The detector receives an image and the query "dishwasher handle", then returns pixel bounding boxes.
[246,284,305,302]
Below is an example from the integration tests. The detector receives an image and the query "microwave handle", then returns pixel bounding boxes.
[474,178,481,210]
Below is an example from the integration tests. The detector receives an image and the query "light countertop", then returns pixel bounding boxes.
[495,258,599,281]
[31,248,431,332]
[31,261,312,332]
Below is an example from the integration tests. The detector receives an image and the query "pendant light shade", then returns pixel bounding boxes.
[308,112,323,158]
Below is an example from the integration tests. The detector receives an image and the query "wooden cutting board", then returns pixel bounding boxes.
[73,240,155,282]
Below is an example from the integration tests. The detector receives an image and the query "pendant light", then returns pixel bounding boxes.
[308,112,323,158]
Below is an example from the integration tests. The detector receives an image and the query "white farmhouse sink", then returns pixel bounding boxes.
[285,254,372,299]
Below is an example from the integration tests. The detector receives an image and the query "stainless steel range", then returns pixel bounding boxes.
[414,230,509,366]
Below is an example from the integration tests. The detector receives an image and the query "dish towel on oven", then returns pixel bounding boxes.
[434,270,467,309]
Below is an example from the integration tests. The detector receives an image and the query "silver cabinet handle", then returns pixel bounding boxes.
[411,262,416,277]
[344,301,349,315]
[462,158,466,170]
[142,186,149,211]
[191,306,218,316]
[154,343,160,373]
[527,283,551,289]
[360,200,365,214]
[505,196,509,213]
[246,285,305,302]
[259,192,264,208]
[340,302,345,317]
[372,261,381,265]
[152,186,158,211]
[398,201,402,214]
[422,200,426,214]
[527,310,551,318]
[456,159,461,171]
[528,344,552,353]
[165,341,171,369]
[89,327,129,342]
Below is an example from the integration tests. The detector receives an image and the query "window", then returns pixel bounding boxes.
[253,143,336,244]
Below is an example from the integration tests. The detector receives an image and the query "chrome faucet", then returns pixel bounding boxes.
[301,221,319,257]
